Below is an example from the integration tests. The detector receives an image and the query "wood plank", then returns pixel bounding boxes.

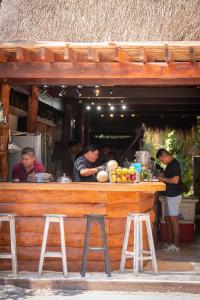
[189,47,196,63]
[0,202,106,217]
[139,48,148,63]
[164,44,171,63]
[27,86,39,133]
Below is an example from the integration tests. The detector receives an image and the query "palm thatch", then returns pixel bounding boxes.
[0,0,200,42]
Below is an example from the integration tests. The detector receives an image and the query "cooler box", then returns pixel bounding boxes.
[159,220,195,242]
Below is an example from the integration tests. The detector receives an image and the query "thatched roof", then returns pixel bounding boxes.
[0,0,200,42]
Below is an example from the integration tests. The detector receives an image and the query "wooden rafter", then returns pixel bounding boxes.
[64,47,76,62]
[40,47,54,62]
[114,47,130,63]
[16,47,30,62]
[0,49,8,62]
[87,47,99,62]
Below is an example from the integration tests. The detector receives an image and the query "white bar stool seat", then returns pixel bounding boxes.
[120,213,157,275]
[38,214,68,277]
[0,213,17,276]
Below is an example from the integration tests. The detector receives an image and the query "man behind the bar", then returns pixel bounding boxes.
[156,148,182,252]
[12,147,45,182]
[73,144,104,182]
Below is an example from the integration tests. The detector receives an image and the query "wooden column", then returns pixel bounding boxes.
[62,104,72,172]
[75,104,85,148]
[27,86,39,133]
[0,84,10,180]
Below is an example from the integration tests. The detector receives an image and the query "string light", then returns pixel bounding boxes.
[97,106,102,111]
[93,85,101,97]
[58,85,67,97]
[122,105,127,110]
[86,106,91,110]
[110,113,114,118]
[76,85,83,97]
[110,106,115,111]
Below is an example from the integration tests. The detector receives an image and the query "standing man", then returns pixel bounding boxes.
[73,144,103,182]
[156,148,182,252]
[12,147,45,182]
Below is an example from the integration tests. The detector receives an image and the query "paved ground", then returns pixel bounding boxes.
[0,287,200,300]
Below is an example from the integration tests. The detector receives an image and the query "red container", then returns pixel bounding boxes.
[159,220,195,242]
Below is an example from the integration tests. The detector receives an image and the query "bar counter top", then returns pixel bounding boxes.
[0,181,166,192]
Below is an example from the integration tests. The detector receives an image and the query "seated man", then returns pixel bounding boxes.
[73,144,103,182]
[12,147,45,182]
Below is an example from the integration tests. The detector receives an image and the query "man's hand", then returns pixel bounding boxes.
[97,166,106,172]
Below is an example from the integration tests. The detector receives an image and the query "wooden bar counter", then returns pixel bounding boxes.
[0,182,165,272]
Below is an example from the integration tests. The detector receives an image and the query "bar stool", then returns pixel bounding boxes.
[38,214,67,277]
[0,213,17,276]
[80,214,111,277]
[120,213,157,275]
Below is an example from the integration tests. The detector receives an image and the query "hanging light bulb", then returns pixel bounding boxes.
[86,106,91,110]
[110,113,114,118]
[122,105,127,110]
[97,106,102,111]
[93,85,101,97]
[110,106,115,111]
[41,84,48,96]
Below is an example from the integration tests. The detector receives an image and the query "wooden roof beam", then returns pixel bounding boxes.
[87,47,99,62]
[164,45,172,63]
[40,47,54,62]
[16,47,30,62]
[0,49,8,62]
[64,47,77,62]
[114,47,130,63]
[189,47,196,63]
[139,48,147,63]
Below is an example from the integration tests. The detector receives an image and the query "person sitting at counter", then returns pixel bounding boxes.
[12,147,45,182]
[73,144,104,182]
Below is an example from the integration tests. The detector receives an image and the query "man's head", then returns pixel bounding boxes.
[83,144,99,163]
[21,147,35,169]
[156,148,172,165]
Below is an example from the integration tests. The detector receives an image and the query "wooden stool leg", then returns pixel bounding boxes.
[10,216,17,276]
[80,217,91,277]
[139,218,143,272]
[120,217,131,273]
[59,217,68,277]
[133,216,140,275]
[146,216,158,274]
[100,218,111,277]
[38,218,49,276]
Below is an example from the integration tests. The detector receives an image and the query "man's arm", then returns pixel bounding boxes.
[158,175,180,184]
[80,167,99,177]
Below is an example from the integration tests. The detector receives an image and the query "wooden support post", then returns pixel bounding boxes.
[0,84,10,180]
[75,104,85,149]
[27,86,39,133]
[62,104,72,173]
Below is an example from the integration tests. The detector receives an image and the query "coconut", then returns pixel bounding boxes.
[107,160,118,171]
[97,170,109,183]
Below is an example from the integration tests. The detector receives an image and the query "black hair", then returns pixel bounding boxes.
[21,147,35,157]
[68,140,79,147]
[83,144,99,154]
[156,148,170,159]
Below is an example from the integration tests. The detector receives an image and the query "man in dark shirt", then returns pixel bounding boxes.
[156,148,182,252]
[12,147,45,182]
[73,144,103,182]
